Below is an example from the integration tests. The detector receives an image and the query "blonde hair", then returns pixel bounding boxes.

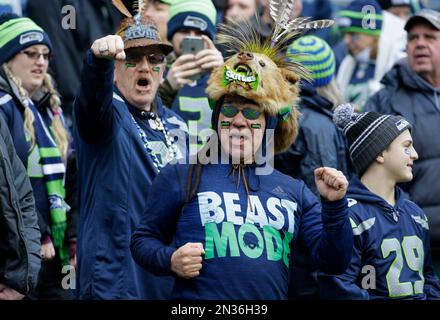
[2,64,69,160]
[41,73,69,160]
[2,64,36,147]
[316,78,345,109]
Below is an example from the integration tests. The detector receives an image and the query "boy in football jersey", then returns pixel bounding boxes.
[319,103,440,299]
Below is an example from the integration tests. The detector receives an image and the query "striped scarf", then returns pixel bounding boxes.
[28,102,69,265]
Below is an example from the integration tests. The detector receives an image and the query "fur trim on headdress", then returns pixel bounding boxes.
[206,0,334,153]
[205,20,306,154]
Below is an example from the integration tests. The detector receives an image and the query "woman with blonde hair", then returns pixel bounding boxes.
[0,13,76,299]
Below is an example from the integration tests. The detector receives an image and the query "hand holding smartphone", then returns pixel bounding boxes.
[181,36,205,81]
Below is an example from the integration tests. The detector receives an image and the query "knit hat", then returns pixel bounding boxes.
[377,0,411,10]
[167,0,217,40]
[0,13,53,65]
[337,0,383,37]
[333,104,412,175]
[287,35,336,88]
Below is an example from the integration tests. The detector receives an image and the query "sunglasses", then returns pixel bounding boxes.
[125,51,165,65]
[220,104,262,120]
[21,50,52,61]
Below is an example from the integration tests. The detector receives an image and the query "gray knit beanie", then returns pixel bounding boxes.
[333,104,412,175]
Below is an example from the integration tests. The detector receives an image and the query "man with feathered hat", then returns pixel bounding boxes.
[73,0,187,299]
[130,1,353,299]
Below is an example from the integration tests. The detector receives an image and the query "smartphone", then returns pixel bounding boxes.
[182,36,204,81]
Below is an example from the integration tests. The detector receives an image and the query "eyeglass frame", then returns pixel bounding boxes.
[220,104,263,120]
[124,51,166,66]
[20,50,52,61]
[343,32,361,42]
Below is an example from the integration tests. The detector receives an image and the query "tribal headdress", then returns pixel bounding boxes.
[206,0,334,153]
[112,0,173,54]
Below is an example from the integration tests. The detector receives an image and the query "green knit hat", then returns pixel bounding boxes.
[167,0,217,40]
[287,36,336,88]
[0,13,53,65]
[337,0,383,37]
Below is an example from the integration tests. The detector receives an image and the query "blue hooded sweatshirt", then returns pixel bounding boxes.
[131,162,353,300]
[319,177,440,300]
[73,51,187,299]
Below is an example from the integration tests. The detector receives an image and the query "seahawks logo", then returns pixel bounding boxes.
[20,32,43,45]
[184,16,207,31]
[395,119,409,131]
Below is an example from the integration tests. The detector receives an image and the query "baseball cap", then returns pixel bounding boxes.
[405,8,440,31]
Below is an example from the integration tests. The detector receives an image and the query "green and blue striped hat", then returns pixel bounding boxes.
[0,13,52,65]
[287,36,336,88]
[336,0,383,37]
[167,0,217,40]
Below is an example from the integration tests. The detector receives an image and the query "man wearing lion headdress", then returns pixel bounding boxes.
[130,0,353,299]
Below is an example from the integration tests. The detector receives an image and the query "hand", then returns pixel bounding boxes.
[195,35,224,71]
[0,283,24,300]
[166,54,203,90]
[40,240,56,261]
[314,167,348,201]
[91,35,126,61]
[171,242,204,279]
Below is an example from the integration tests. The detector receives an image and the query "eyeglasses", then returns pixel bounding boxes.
[220,104,262,120]
[21,50,52,61]
[345,33,361,42]
[125,52,166,65]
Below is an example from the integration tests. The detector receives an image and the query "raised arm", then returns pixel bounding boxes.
[300,167,353,274]
[73,35,125,142]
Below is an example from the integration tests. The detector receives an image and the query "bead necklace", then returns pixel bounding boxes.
[131,112,178,172]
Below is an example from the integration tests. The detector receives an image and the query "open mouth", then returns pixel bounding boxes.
[137,77,150,90]
[234,63,253,76]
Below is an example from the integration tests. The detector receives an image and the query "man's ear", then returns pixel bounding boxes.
[376,152,385,164]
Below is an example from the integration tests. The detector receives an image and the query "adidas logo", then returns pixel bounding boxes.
[272,186,288,197]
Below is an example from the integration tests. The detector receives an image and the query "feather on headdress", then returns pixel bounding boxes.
[269,0,334,43]
[206,0,334,153]
[112,0,153,17]
[111,0,173,53]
